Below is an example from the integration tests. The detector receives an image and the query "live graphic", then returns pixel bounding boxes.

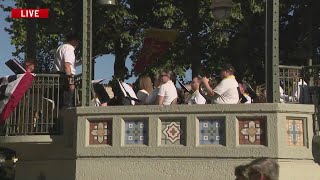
[11,9,49,18]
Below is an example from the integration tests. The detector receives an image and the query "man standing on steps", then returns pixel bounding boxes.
[54,33,80,108]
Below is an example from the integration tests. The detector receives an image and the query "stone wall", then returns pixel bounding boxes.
[0,104,319,180]
[72,104,319,180]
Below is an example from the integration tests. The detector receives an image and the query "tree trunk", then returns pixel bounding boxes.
[114,39,129,80]
[190,0,201,78]
[26,0,37,61]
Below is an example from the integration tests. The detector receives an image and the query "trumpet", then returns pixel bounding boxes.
[199,74,219,103]
[199,74,219,92]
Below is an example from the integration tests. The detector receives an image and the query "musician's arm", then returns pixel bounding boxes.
[202,77,215,96]
[156,85,165,105]
[156,95,164,105]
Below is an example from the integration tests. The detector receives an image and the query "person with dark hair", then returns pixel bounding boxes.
[201,64,239,104]
[136,76,153,104]
[235,164,249,180]
[24,58,36,73]
[92,83,110,106]
[156,70,178,105]
[239,83,252,104]
[54,33,80,107]
[247,158,279,180]
[145,76,161,105]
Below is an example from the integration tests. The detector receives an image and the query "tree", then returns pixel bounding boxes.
[2,0,320,85]
[1,0,141,79]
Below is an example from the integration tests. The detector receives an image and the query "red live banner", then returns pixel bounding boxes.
[11,9,49,18]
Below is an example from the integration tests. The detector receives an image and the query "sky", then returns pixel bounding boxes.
[0,0,191,84]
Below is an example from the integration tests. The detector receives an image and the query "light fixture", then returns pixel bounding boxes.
[97,0,116,5]
[210,0,233,20]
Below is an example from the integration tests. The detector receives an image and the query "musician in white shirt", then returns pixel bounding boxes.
[201,64,239,104]
[185,77,206,104]
[156,70,178,105]
[54,33,80,107]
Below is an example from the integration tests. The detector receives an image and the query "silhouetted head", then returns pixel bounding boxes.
[220,64,235,79]
[66,33,80,48]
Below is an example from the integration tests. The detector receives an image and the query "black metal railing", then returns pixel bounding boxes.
[302,65,320,135]
[1,74,61,136]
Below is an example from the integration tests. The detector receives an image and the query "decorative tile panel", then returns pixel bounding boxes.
[239,118,266,145]
[287,119,304,146]
[161,120,185,145]
[125,120,148,145]
[199,119,225,145]
[89,121,112,145]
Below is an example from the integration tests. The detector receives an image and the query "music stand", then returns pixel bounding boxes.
[118,80,141,105]
[178,80,190,93]
[5,59,26,74]
[242,80,258,99]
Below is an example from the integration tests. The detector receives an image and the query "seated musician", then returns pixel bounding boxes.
[136,76,153,105]
[185,77,206,104]
[145,76,161,105]
[156,70,178,105]
[239,83,252,104]
[201,64,239,104]
[93,83,110,106]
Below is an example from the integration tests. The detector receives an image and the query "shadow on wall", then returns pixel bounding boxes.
[312,135,320,165]
[37,171,46,180]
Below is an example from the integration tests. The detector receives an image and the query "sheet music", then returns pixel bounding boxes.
[118,81,138,105]
[92,79,105,84]
[178,80,190,93]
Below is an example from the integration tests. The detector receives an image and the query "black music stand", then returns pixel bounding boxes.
[5,59,26,74]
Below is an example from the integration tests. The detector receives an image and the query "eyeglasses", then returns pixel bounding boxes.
[161,74,168,77]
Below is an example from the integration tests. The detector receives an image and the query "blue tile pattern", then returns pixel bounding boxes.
[199,119,225,145]
[125,121,148,145]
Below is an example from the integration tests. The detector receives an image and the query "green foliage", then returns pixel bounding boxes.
[1,0,320,85]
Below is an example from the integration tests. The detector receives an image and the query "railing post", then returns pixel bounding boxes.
[82,0,93,107]
[265,0,280,103]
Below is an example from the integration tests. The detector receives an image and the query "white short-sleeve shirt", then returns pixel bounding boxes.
[158,80,178,105]
[54,44,76,75]
[186,90,206,105]
[212,76,239,104]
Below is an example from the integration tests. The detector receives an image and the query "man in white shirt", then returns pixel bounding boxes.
[156,70,178,105]
[54,33,80,107]
[185,77,206,104]
[201,64,239,104]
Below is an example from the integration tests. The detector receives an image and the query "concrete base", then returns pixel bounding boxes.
[312,135,320,164]
[14,158,320,180]
[3,104,320,179]
[15,160,75,180]
[279,160,320,180]
[74,158,320,180]
[75,158,247,180]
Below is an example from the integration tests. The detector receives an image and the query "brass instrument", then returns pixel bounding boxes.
[199,74,219,103]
